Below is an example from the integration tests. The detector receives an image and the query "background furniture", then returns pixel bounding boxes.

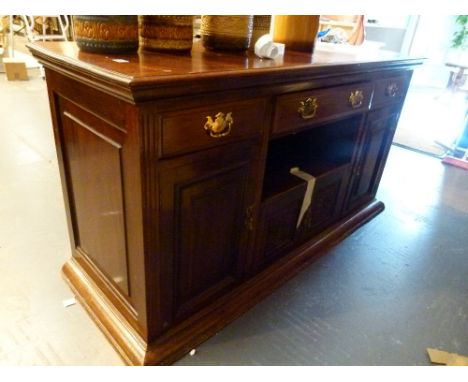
[28,40,421,365]
[23,16,70,42]
[445,61,468,93]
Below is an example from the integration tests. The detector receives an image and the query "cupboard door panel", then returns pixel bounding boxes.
[255,183,306,270]
[346,105,400,211]
[159,144,256,322]
[297,163,352,243]
[176,166,247,315]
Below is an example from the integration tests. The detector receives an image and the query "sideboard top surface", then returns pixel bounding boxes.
[28,40,422,102]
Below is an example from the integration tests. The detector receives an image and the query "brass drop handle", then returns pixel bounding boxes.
[204,112,233,138]
[298,97,318,119]
[349,90,364,109]
[386,83,399,97]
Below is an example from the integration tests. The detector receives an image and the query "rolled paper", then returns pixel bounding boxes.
[254,34,280,59]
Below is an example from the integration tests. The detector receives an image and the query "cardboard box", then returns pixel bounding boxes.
[2,58,28,81]
[427,348,468,366]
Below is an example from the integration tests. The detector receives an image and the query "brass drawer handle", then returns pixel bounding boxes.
[204,112,233,138]
[298,97,318,119]
[386,83,399,97]
[349,90,364,109]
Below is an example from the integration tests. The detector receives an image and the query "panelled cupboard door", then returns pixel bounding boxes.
[158,143,257,324]
[297,163,353,243]
[346,105,401,212]
[255,183,306,271]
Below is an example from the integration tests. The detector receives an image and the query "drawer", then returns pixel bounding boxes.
[159,98,265,157]
[272,82,373,135]
[372,73,411,107]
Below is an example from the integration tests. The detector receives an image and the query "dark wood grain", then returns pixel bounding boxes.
[158,142,259,323]
[296,163,353,243]
[273,82,373,136]
[255,182,306,271]
[159,98,266,158]
[30,41,420,365]
[28,41,422,102]
[61,103,129,296]
[372,71,412,108]
[345,105,402,213]
[45,68,149,339]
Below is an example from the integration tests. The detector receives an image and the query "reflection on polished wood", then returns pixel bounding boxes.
[29,40,421,102]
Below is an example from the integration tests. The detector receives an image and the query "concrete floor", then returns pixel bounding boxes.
[1,71,467,366]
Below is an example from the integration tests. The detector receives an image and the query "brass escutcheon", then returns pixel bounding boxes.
[204,112,233,138]
[298,97,318,119]
[386,83,399,97]
[349,90,364,109]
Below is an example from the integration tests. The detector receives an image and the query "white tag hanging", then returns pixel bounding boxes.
[290,167,317,228]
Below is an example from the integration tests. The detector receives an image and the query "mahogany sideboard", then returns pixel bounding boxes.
[28,41,421,365]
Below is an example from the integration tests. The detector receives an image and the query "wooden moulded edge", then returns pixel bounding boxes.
[27,42,423,104]
[62,259,147,366]
[62,199,384,366]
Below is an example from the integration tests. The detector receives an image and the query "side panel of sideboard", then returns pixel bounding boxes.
[43,69,149,339]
